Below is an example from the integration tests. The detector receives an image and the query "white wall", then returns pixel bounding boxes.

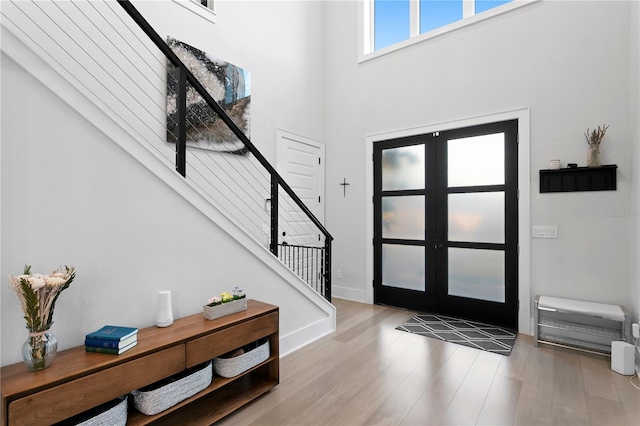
[323,0,635,332]
[0,0,331,366]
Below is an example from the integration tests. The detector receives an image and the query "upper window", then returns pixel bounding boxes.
[172,0,217,24]
[375,0,512,51]
[362,0,536,61]
[199,0,215,13]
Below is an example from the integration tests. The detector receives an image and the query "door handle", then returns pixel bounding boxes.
[435,229,446,250]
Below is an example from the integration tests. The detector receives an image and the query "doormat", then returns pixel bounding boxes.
[396,314,516,356]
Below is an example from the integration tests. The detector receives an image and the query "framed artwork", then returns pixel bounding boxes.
[166,36,251,155]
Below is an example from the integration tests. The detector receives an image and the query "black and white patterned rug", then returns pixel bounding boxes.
[396,314,517,356]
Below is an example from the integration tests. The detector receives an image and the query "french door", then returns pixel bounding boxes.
[373,120,518,328]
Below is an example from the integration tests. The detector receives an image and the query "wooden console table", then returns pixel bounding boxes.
[1,299,279,425]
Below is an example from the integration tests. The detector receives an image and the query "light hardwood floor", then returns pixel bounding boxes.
[219,299,640,425]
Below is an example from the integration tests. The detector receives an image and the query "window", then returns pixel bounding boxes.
[199,0,215,12]
[374,1,411,51]
[374,0,511,51]
[362,0,536,60]
[172,0,217,24]
[420,1,464,35]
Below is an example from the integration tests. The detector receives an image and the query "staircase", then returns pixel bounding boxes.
[0,0,335,358]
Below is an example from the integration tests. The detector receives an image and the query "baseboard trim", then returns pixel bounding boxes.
[279,315,336,358]
[332,286,367,303]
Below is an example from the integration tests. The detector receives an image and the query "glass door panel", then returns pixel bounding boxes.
[382,196,425,240]
[447,133,504,187]
[448,192,505,243]
[448,247,505,303]
[382,244,426,291]
[381,145,425,191]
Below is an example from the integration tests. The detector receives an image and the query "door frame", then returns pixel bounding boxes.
[365,108,531,333]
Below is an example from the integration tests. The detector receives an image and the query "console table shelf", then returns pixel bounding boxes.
[1,299,279,426]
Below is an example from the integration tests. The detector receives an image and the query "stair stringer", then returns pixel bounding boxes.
[1,22,336,357]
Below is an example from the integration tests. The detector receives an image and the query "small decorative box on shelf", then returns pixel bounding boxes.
[539,164,617,193]
[203,297,247,320]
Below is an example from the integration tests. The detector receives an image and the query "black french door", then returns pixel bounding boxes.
[373,120,518,328]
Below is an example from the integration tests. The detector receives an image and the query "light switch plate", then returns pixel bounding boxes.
[532,226,557,238]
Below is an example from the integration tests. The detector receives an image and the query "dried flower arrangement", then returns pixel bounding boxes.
[585,124,609,167]
[585,124,609,149]
[9,265,77,332]
[8,264,76,370]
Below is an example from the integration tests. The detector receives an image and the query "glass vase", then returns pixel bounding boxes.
[22,324,58,371]
[587,145,602,168]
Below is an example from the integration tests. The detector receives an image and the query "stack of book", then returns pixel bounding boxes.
[85,325,138,354]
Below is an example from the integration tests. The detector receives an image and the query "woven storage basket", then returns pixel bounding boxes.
[132,360,212,416]
[214,338,269,378]
[55,395,127,426]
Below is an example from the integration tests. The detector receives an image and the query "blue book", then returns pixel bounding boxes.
[84,334,137,349]
[85,340,137,355]
[85,325,138,341]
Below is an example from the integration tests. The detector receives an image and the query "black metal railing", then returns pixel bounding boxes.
[278,244,328,298]
[116,1,332,300]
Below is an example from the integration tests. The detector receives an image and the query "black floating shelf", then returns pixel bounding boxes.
[539,165,617,193]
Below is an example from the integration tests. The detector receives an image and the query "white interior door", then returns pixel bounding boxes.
[276,129,325,247]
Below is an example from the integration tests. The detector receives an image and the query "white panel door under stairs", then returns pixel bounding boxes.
[277,129,325,245]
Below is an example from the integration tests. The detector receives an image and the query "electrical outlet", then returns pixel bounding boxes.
[336,270,342,279]
[261,223,270,235]
[532,226,557,238]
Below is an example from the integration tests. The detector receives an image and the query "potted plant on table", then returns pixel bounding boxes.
[203,287,247,320]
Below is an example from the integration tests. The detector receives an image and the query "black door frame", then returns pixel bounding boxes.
[373,120,518,328]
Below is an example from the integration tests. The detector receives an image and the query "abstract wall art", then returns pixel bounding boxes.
[166,37,251,155]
